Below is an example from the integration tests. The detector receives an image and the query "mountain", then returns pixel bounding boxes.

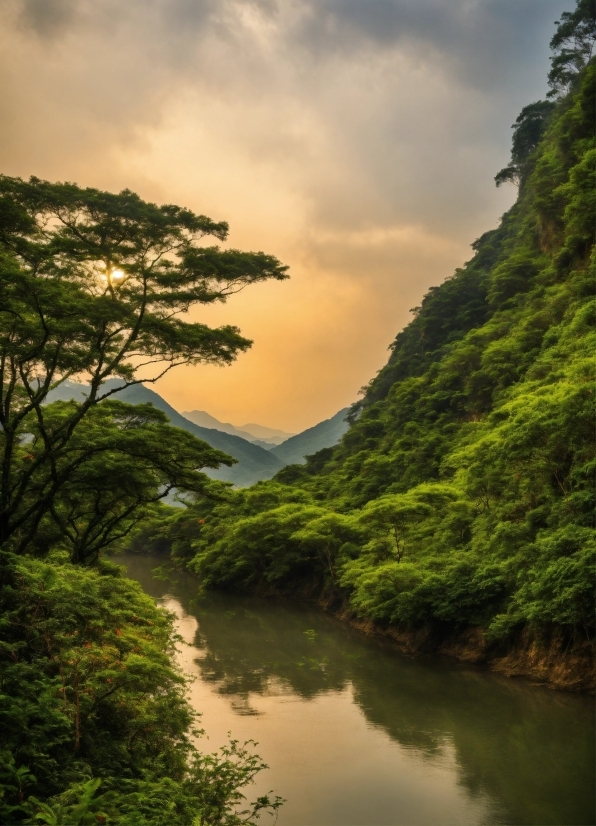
[181,409,261,442]
[166,45,596,689]
[269,408,350,465]
[237,422,295,443]
[246,438,279,450]
[181,410,293,447]
[47,381,284,487]
[47,382,354,484]
[45,380,91,404]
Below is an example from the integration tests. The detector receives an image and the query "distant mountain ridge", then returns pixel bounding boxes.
[182,410,294,447]
[46,381,351,486]
[47,381,284,487]
[239,421,295,442]
[269,408,350,465]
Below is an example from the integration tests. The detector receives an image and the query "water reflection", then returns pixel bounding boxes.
[118,556,595,826]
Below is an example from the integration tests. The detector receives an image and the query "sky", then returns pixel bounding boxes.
[0,0,574,432]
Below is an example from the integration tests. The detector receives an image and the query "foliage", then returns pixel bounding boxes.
[548,0,596,96]
[0,555,282,824]
[494,101,555,188]
[0,176,287,549]
[151,13,595,654]
[0,182,287,820]
[10,399,233,565]
[191,500,330,591]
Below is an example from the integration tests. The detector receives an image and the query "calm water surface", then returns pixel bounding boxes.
[116,555,595,826]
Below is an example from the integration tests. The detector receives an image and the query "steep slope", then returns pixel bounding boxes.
[47,381,284,487]
[154,35,595,689]
[269,408,350,465]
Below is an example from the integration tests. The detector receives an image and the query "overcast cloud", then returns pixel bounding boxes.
[0,0,574,430]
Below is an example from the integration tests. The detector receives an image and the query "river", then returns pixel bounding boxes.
[115,554,595,826]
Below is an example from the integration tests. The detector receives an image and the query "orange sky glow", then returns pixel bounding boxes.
[0,0,572,431]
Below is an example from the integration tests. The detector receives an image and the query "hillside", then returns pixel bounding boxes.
[48,381,284,487]
[153,35,596,689]
[269,408,350,465]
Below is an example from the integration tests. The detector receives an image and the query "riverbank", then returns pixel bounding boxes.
[336,612,595,694]
[117,552,596,826]
[248,577,595,693]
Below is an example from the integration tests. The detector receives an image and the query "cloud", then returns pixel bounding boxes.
[0,0,575,429]
[17,0,79,37]
[291,1,560,88]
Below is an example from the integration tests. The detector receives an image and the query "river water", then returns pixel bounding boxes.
[116,555,595,826]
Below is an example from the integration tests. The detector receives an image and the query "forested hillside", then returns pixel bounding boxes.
[154,6,595,690]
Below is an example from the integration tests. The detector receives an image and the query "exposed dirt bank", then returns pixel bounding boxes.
[336,612,595,693]
[254,578,595,693]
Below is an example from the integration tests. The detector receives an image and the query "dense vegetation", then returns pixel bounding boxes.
[1,556,281,825]
[149,4,595,662]
[1,2,593,821]
[0,180,286,822]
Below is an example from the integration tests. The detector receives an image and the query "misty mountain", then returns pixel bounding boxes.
[47,381,284,487]
[269,408,350,466]
[238,422,295,443]
[244,438,278,450]
[182,410,293,446]
[46,381,352,483]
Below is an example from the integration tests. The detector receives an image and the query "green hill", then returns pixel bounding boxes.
[154,17,595,689]
[269,408,349,466]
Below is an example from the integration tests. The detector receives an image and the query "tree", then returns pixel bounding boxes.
[191,503,330,590]
[495,101,555,188]
[27,400,233,564]
[0,176,288,551]
[291,511,363,582]
[496,0,595,188]
[358,493,434,563]
[548,0,596,96]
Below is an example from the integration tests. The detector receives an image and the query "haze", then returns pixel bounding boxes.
[0,0,573,431]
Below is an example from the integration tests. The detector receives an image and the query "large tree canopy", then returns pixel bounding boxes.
[548,0,596,95]
[0,178,287,822]
[0,176,288,548]
[20,400,234,564]
[494,101,555,188]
